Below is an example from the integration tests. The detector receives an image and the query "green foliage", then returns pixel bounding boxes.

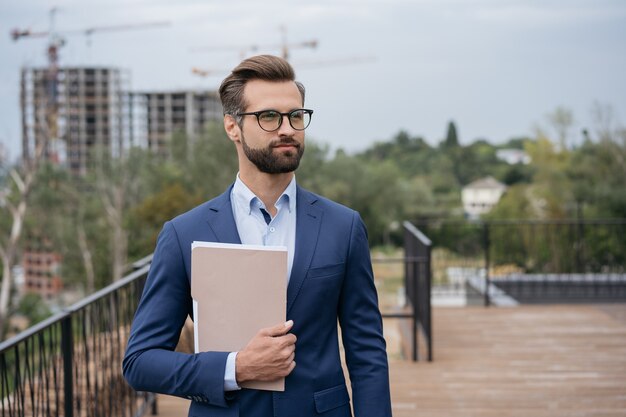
[361,130,436,177]
[6,106,625,301]
[185,123,239,197]
[498,163,534,186]
[128,123,238,258]
[486,184,534,219]
[296,140,331,193]
[485,136,572,220]
[130,183,204,256]
[312,153,407,244]
[442,121,459,149]
[568,138,626,218]
[15,293,51,325]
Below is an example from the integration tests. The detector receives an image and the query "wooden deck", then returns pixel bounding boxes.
[155,305,626,416]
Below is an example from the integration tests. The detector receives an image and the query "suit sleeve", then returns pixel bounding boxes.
[122,221,231,407]
[338,212,393,417]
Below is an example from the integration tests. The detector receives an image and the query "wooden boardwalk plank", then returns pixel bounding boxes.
[155,305,626,416]
[390,305,626,417]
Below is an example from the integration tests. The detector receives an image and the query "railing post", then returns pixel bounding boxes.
[483,222,491,307]
[411,260,418,362]
[425,242,433,361]
[404,228,411,309]
[402,221,433,362]
[61,315,74,417]
[151,392,158,415]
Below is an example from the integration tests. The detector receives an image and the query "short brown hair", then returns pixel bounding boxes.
[219,55,305,122]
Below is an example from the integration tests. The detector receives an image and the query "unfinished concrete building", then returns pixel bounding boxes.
[22,247,63,300]
[130,90,222,153]
[21,66,128,175]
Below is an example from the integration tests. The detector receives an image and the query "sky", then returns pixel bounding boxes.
[1,0,626,162]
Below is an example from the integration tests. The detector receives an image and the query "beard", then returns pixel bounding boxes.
[241,133,305,174]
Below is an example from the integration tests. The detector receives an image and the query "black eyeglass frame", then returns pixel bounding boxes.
[236,108,314,132]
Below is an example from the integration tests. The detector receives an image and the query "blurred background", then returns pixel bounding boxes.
[0,1,625,416]
[2,0,625,159]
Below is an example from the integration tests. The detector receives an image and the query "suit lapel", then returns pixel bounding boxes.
[205,186,242,244]
[287,187,322,314]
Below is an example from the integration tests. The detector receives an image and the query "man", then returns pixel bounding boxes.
[123,55,392,417]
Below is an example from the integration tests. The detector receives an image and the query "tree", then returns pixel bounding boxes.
[93,149,132,282]
[0,135,47,338]
[546,107,574,150]
[129,124,239,259]
[439,121,466,186]
[131,183,204,256]
[56,175,103,294]
[523,133,573,218]
[294,139,331,193]
[15,293,51,326]
[568,120,626,218]
[442,120,459,149]
[302,150,409,244]
[85,142,171,283]
[183,123,239,199]
[361,130,435,178]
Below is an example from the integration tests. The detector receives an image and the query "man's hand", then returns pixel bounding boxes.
[236,320,297,383]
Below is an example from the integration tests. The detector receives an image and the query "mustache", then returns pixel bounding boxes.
[270,138,301,148]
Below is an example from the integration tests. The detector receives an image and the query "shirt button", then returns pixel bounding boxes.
[269,227,276,233]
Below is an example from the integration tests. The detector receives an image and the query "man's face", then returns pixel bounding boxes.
[238,80,305,174]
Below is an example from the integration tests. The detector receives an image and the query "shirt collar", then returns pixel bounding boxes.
[232,174,297,215]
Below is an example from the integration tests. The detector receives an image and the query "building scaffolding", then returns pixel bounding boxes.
[21,66,130,175]
[130,90,223,154]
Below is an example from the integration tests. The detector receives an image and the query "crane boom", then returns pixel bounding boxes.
[11,20,170,41]
[11,9,172,160]
[190,27,317,60]
[191,40,318,56]
[191,56,377,78]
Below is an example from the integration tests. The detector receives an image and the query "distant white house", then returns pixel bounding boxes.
[496,148,531,165]
[462,176,507,219]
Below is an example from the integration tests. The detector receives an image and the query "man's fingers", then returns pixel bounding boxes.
[278,357,296,378]
[278,344,295,361]
[276,333,297,347]
[263,320,294,337]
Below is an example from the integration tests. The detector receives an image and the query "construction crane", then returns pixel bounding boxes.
[11,8,170,58]
[191,55,377,80]
[190,26,376,80]
[191,26,317,61]
[11,7,169,144]
[190,39,318,61]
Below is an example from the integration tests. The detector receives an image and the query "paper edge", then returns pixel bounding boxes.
[193,299,199,353]
[192,241,287,252]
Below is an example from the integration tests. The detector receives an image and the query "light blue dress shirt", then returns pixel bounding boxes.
[223,174,297,391]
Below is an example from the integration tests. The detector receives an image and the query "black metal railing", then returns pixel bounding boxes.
[379,221,433,362]
[0,259,154,417]
[415,219,626,305]
[0,222,436,417]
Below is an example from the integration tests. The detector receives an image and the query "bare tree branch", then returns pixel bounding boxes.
[9,169,26,193]
[0,112,50,337]
[5,200,17,217]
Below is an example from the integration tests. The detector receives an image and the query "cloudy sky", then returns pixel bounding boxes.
[1,0,625,161]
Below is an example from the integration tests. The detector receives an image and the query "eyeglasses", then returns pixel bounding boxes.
[237,109,314,132]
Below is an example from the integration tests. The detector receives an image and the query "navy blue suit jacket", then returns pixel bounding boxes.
[123,186,392,417]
